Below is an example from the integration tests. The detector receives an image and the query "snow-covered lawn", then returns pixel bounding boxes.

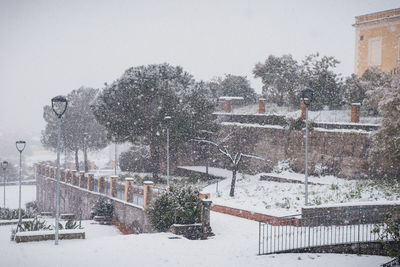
[0,185,36,209]
[183,166,400,217]
[0,212,392,267]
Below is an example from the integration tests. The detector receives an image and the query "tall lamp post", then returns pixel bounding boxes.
[164,116,172,187]
[301,87,314,206]
[51,95,68,245]
[16,141,26,230]
[1,161,8,208]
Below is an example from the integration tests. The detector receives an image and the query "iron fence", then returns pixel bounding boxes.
[258,207,398,255]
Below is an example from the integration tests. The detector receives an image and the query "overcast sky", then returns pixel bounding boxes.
[0,0,399,138]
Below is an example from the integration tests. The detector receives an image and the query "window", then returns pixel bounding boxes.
[368,37,382,66]
[360,35,364,41]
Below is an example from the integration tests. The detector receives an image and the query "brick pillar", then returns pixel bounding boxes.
[87,174,94,191]
[71,170,77,185]
[98,177,105,193]
[258,98,266,114]
[202,199,213,236]
[110,175,118,197]
[69,162,74,171]
[300,100,306,120]
[351,103,360,123]
[124,178,134,202]
[46,165,50,177]
[48,166,53,178]
[143,181,154,207]
[78,171,84,188]
[224,99,232,113]
[60,168,64,182]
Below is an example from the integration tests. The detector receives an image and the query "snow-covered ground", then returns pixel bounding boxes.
[181,166,400,217]
[0,212,392,267]
[0,185,36,209]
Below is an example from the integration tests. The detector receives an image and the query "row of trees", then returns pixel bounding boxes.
[41,87,109,172]
[253,53,390,111]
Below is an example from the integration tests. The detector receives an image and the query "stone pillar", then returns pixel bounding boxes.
[351,103,360,123]
[300,100,306,120]
[143,181,154,207]
[110,175,118,197]
[71,170,77,185]
[98,177,105,193]
[124,178,134,202]
[224,99,232,113]
[87,174,94,191]
[258,98,266,114]
[202,199,213,236]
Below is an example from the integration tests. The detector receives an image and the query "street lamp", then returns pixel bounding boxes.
[164,116,172,187]
[51,95,68,245]
[1,161,8,208]
[301,87,314,206]
[16,141,26,230]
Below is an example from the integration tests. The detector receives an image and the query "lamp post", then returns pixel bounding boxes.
[164,116,172,187]
[1,161,8,208]
[16,141,26,230]
[301,87,314,206]
[51,95,68,245]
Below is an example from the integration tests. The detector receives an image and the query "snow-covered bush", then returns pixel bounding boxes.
[91,198,113,220]
[373,211,400,258]
[119,147,153,173]
[18,217,51,232]
[0,208,34,220]
[146,186,201,232]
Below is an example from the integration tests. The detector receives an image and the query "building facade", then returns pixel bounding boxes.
[353,8,400,77]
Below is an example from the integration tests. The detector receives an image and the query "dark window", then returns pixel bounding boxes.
[360,36,364,41]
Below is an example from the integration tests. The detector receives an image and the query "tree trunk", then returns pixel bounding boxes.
[229,167,238,197]
[74,149,79,171]
[84,148,88,173]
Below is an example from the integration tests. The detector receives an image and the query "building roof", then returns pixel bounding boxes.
[354,8,400,26]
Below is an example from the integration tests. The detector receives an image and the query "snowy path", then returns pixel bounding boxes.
[0,211,392,267]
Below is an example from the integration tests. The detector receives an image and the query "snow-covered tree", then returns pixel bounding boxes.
[253,54,301,107]
[300,53,343,110]
[92,63,217,181]
[343,74,366,105]
[368,74,400,179]
[41,87,109,171]
[208,75,257,104]
[361,67,392,115]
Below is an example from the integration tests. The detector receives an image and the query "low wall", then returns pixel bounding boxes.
[302,203,400,226]
[36,174,153,233]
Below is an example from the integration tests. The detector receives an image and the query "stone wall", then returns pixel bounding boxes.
[302,203,400,226]
[188,124,372,179]
[36,174,153,233]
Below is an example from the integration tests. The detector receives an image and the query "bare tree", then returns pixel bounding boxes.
[194,128,264,197]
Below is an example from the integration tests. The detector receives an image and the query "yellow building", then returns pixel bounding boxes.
[353,8,400,77]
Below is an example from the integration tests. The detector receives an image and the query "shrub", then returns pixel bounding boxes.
[373,210,400,258]
[119,147,152,172]
[0,208,34,220]
[58,220,81,230]
[18,217,51,232]
[91,198,113,220]
[25,201,38,214]
[146,186,202,232]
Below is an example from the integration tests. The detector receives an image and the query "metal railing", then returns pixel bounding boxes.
[258,207,397,255]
